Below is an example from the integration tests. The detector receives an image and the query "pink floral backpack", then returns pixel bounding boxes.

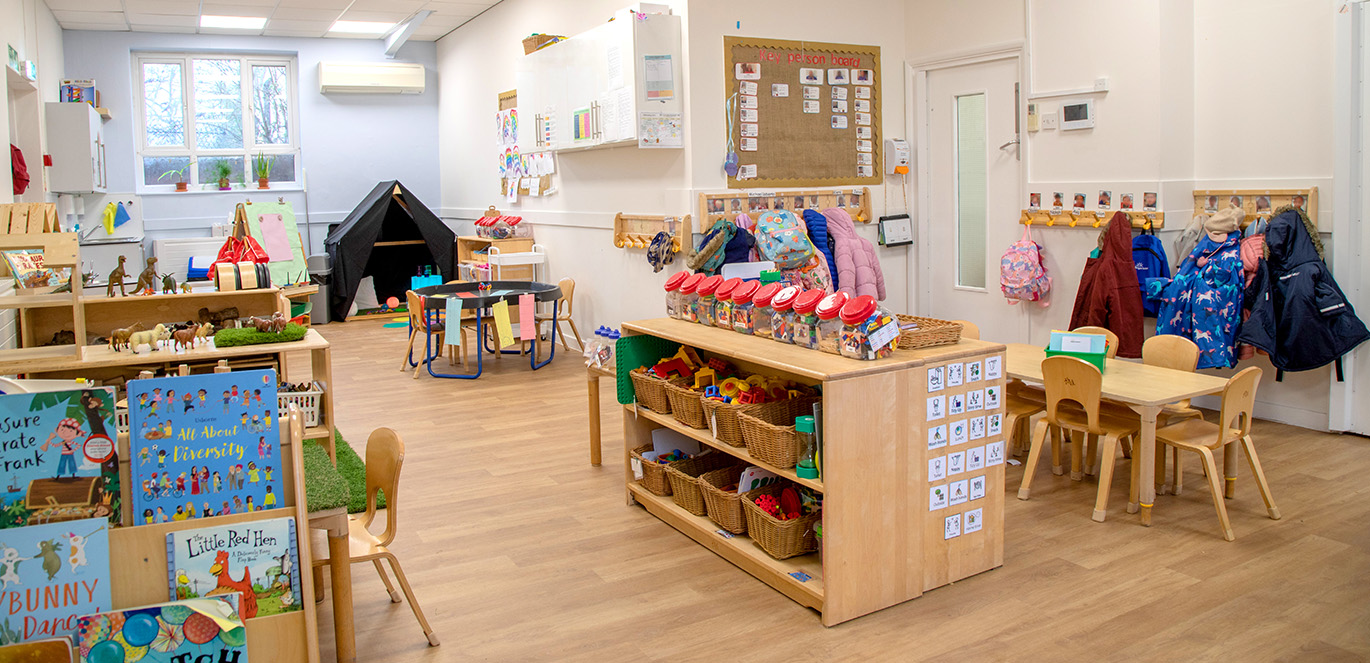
[1000,226,1052,305]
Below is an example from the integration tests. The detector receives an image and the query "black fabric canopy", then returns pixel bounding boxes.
[325,181,454,321]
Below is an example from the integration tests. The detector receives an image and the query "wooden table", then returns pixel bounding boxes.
[1003,343,1230,525]
[586,363,614,466]
[308,507,356,663]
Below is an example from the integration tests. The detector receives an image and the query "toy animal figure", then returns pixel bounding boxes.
[33,539,63,581]
[250,311,288,333]
[171,326,199,351]
[134,257,159,295]
[181,281,193,293]
[128,323,169,353]
[195,322,213,344]
[43,330,75,347]
[206,549,258,618]
[108,322,145,352]
[107,256,128,297]
[161,273,178,294]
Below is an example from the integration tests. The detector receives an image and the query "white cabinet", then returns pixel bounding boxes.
[517,11,682,152]
[44,102,106,194]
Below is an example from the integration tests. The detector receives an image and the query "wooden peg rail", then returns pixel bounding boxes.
[613,213,693,252]
[1019,208,1165,231]
[1192,187,1317,229]
[697,186,874,226]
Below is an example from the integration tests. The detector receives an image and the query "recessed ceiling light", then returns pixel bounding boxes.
[329,20,395,34]
[200,15,266,30]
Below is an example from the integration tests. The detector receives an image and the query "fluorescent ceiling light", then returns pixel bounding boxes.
[200,15,266,30]
[329,20,395,34]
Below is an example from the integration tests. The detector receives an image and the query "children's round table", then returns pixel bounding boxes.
[409,280,563,379]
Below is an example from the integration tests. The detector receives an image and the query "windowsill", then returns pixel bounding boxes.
[137,184,304,196]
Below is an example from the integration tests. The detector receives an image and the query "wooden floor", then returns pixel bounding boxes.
[312,319,1370,662]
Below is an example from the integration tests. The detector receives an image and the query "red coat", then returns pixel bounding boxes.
[1069,211,1144,357]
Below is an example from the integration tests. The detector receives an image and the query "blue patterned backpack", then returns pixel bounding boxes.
[754,210,816,269]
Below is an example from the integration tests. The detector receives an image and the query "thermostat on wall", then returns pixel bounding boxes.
[1060,100,1094,130]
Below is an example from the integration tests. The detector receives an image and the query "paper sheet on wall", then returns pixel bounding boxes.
[518,294,536,341]
[257,213,293,262]
[643,54,674,100]
[638,112,683,149]
[493,300,516,348]
[613,87,634,140]
[607,44,623,88]
[444,297,463,347]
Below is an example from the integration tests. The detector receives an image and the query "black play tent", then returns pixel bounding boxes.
[325,181,455,321]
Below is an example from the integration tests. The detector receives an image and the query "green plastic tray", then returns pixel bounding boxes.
[615,334,682,405]
[1044,347,1107,373]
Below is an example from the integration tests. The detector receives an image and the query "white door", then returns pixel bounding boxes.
[920,57,1024,340]
[1349,4,1370,434]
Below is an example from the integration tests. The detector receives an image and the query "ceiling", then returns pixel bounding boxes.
[44,0,501,42]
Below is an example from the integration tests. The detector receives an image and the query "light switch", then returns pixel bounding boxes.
[1041,112,1059,130]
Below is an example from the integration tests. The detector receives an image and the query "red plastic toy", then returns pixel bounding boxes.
[648,358,693,379]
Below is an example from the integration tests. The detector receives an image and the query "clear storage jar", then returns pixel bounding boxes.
[791,289,826,350]
[769,285,801,343]
[815,292,851,355]
[731,280,760,335]
[664,271,688,319]
[750,282,782,338]
[695,275,723,327]
[713,277,742,330]
[678,273,704,323]
[838,295,900,360]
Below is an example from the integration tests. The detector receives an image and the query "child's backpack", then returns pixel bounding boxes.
[1131,233,1170,317]
[1000,226,1051,305]
[754,210,816,269]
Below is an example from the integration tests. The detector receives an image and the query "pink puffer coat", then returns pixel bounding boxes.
[823,208,886,300]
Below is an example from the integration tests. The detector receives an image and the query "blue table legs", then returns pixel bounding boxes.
[418,300,558,378]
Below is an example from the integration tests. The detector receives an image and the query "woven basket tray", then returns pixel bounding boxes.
[630,368,682,414]
[699,466,749,534]
[739,396,822,469]
[742,483,821,560]
[631,443,672,496]
[666,454,741,516]
[663,381,708,429]
[895,315,963,350]
[700,398,760,447]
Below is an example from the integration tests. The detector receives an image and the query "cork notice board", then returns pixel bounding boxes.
[724,36,882,189]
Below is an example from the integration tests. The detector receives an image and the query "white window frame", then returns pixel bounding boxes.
[133,52,301,193]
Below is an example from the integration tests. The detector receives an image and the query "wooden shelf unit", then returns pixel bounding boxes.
[22,286,287,348]
[621,318,1007,626]
[456,235,535,281]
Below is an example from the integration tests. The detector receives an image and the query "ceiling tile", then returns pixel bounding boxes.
[337,9,412,22]
[263,29,329,37]
[276,0,351,8]
[59,22,132,31]
[123,0,200,15]
[126,13,198,27]
[266,18,334,31]
[51,10,128,26]
[199,26,267,35]
[130,24,198,33]
[422,1,498,13]
[349,0,424,11]
[199,4,274,17]
[270,7,346,21]
[43,0,122,11]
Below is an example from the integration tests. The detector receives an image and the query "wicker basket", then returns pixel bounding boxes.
[630,368,682,414]
[742,483,821,560]
[663,381,708,429]
[666,454,740,515]
[699,466,749,534]
[631,444,673,496]
[521,34,564,54]
[739,397,822,469]
[700,398,759,447]
[895,315,963,350]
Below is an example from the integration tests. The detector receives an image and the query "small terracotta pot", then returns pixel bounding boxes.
[175,182,188,192]
[218,178,230,190]
[257,177,269,190]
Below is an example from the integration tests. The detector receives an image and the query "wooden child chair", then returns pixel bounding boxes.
[1018,356,1141,523]
[1142,334,1205,493]
[536,277,583,351]
[402,290,469,377]
[311,428,439,646]
[1003,380,1046,458]
[951,320,980,340]
[1071,326,1119,358]
[1153,366,1279,540]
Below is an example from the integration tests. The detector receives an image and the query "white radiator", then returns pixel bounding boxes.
[151,238,225,281]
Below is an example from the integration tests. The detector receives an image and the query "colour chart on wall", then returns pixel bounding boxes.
[724,36,882,188]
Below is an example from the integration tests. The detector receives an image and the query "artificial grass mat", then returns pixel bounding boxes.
[213,322,309,347]
[301,430,384,514]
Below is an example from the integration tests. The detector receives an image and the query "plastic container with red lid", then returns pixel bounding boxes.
[713,277,743,330]
[664,271,688,319]
[815,292,851,354]
[791,289,827,350]
[838,295,899,360]
[730,280,762,334]
[768,285,802,343]
[678,273,705,323]
[695,275,724,326]
[749,282,783,338]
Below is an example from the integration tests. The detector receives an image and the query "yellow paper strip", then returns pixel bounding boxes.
[493,299,515,349]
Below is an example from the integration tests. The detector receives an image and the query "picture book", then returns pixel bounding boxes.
[0,390,120,530]
[166,517,301,619]
[1,251,71,290]
[128,370,283,525]
[75,596,245,663]
[0,518,111,646]
[0,636,74,661]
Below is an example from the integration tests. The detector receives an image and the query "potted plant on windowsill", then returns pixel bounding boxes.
[214,161,233,191]
[158,161,194,192]
[253,152,274,190]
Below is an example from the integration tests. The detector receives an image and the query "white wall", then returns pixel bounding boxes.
[61,31,441,256]
[436,0,911,337]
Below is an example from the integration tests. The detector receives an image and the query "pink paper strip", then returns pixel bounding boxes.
[257,214,293,261]
[519,294,535,340]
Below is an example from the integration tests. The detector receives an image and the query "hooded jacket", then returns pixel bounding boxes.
[1153,231,1244,369]
[1238,206,1369,372]
[801,209,839,289]
[823,207,886,300]
[1069,212,1144,357]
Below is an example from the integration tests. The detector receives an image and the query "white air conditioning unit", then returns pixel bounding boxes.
[318,62,426,94]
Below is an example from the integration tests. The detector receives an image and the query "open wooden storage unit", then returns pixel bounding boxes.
[22,286,287,347]
[620,318,1007,626]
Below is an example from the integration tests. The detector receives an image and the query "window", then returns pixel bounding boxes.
[954,93,987,289]
[135,53,299,191]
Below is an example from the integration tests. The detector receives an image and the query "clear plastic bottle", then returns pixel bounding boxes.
[750,282,782,338]
[769,285,801,343]
[795,415,819,479]
[678,273,704,323]
[731,280,760,334]
[713,277,742,330]
[814,292,850,355]
[663,271,687,319]
[695,275,723,327]
[838,295,900,360]
[791,289,826,350]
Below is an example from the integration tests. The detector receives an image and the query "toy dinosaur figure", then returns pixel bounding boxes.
[134,257,158,295]
[107,255,128,297]
[161,273,178,294]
